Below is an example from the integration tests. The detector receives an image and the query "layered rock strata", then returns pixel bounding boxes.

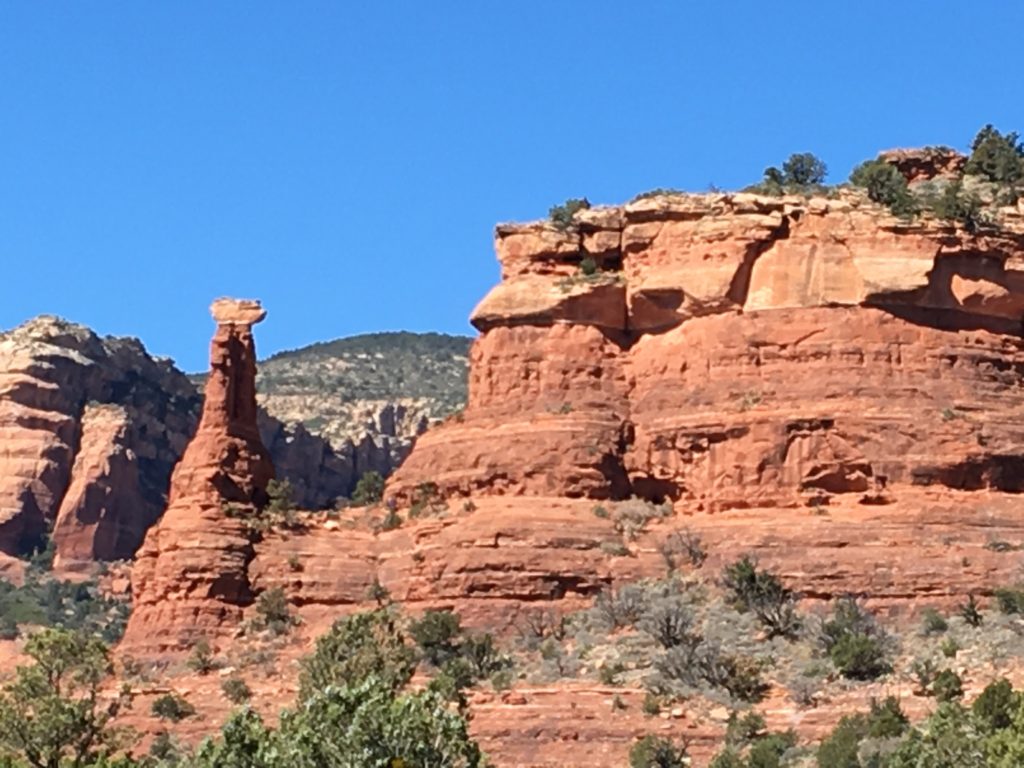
[122,299,275,649]
[388,190,1024,510]
[0,317,198,571]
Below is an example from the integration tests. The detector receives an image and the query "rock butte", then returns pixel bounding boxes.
[388,190,1024,510]
[121,299,274,650]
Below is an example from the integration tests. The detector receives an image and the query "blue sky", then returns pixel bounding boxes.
[2,2,1022,371]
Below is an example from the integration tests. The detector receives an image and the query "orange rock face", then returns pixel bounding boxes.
[122,299,274,652]
[0,317,198,571]
[389,192,1024,511]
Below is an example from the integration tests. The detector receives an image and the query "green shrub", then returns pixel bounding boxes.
[461,632,509,679]
[629,735,688,768]
[815,696,907,767]
[830,633,890,681]
[758,153,828,195]
[965,124,1023,185]
[960,593,984,626]
[549,197,590,229]
[409,609,463,666]
[352,471,385,506]
[850,159,918,217]
[380,507,402,531]
[255,587,293,633]
[973,678,1017,731]
[932,179,985,231]
[631,188,685,202]
[579,256,599,276]
[187,638,217,675]
[932,669,964,702]
[722,557,800,638]
[221,676,252,705]
[0,628,128,767]
[940,637,960,659]
[821,597,890,680]
[920,607,948,635]
[995,585,1024,614]
[151,692,196,722]
[297,609,416,701]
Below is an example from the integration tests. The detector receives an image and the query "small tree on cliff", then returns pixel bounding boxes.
[352,471,385,506]
[0,628,132,768]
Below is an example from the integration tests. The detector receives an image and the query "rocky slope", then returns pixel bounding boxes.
[255,331,470,478]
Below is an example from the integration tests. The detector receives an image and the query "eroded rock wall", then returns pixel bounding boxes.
[388,192,1024,510]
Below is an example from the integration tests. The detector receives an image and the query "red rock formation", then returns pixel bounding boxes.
[122,299,274,652]
[0,317,197,572]
[878,146,967,182]
[389,191,1024,510]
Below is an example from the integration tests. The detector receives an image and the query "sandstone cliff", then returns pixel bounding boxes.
[388,189,1024,510]
[0,317,198,572]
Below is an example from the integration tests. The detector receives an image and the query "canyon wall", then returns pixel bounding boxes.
[388,191,1024,510]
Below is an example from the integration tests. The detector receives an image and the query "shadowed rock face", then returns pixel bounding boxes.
[387,191,1024,509]
[122,299,274,651]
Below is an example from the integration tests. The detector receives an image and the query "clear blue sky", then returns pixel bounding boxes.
[2,2,1022,371]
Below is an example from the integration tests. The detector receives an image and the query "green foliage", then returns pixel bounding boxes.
[579,256,599,276]
[409,609,463,666]
[188,637,218,675]
[973,678,1018,732]
[921,607,949,635]
[0,628,130,768]
[820,597,890,680]
[757,153,828,195]
[815,696,907,767]
[995,585,1024,614]
[960,593,984,627]
[151,692,195,722]
[721,557,800,638]
[629,735,689,768]
[277,676,482,768]
[26,538,56,572]
[884,702,983,768]
[460,632,509,679]
[0,576,130,643]
[352,471,385,506]
[966,124,1024,185]
[254,587,293,634]
[548,197,590,229]
[409,482,444,518]
[932,179,985,231]
[380,507,402,531]
[849,159,919,217]
[654,643,767,703]
[297,609,416,701]
[221,677,252,705]
[265,478,295,516]
[631,188,685,202]
[192,708,282,768]
[932,669,964,702]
